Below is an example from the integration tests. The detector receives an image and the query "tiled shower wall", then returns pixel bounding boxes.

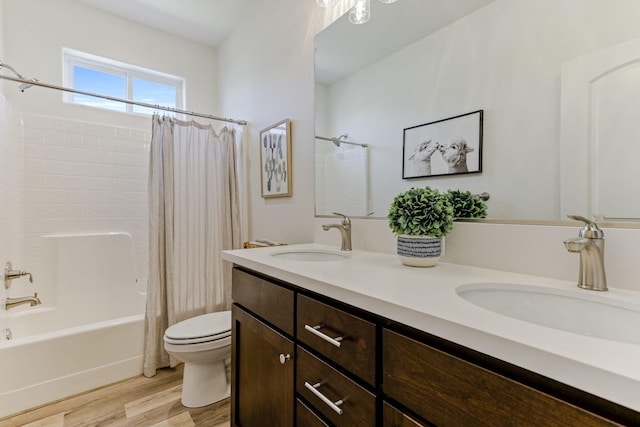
[0,95,11,265]
[19,113,150,286]
[0,95,23,273]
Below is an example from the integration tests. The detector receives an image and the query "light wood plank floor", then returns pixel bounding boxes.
[0,365,230,427]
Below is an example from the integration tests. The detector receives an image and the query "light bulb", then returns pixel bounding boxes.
[349,0,371,24]
[315,0,336,7]
[379,0,398,3]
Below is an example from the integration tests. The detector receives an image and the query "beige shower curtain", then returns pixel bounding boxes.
[143,115,242,378]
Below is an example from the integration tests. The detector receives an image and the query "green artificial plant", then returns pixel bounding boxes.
[446,189,488,219]
[388,187,454,237]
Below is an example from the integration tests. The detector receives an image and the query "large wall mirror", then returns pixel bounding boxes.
[314,0,640,222]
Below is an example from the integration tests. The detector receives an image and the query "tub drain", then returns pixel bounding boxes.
[2,328,11,340]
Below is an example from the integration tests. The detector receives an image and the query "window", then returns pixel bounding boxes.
[63,48,184,115]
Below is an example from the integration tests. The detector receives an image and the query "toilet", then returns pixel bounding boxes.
[163,310,232,408]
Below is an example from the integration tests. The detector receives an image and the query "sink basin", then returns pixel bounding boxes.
[456,283,640,345]
[270,249,349,262]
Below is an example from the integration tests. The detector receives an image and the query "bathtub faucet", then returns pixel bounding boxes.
[4,261,33,289]
[5,293,41,310]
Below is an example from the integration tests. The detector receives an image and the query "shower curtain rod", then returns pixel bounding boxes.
[0,74,247,125]
[316,135,368,148]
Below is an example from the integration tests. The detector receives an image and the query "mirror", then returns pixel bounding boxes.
[315,0,640,221]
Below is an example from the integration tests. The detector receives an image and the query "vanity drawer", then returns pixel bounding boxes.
[383,401,428,427]
[297,398,330,427]
[232,268,294,336]
[297,294,376,385]
[383,329,620,427]
[297,347,376,427]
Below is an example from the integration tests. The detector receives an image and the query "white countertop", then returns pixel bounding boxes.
[222,243,640,412]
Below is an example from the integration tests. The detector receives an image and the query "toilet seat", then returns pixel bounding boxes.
[164,311,231,345]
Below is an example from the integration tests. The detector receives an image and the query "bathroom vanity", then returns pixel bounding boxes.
[223,244,640,426]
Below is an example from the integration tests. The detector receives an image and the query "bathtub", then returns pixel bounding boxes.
[0,233,146,418]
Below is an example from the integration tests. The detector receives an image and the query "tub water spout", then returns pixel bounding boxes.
[5,293,41,310]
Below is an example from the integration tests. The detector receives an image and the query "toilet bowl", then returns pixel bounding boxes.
[163,310,231,408]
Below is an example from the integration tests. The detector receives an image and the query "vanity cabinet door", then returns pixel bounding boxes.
[297,294,376,385]
[297,346,376,427]
[232,305,294,427]
[383,329,619,427]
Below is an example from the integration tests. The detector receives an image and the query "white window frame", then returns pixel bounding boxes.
[63,48,185,115]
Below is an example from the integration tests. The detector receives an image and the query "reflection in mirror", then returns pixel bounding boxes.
[315,0,640,221]
[561,38,640,221]
[315,135,371,216]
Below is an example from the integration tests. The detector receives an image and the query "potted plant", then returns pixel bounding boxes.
[388,187,454,267]
[446,189,488,219]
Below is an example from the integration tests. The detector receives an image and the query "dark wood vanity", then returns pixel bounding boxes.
[231,266,638,426]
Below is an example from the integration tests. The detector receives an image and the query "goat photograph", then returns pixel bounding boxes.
[403,110,483,179]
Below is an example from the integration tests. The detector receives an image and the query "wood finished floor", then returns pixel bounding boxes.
[0,365,230,427]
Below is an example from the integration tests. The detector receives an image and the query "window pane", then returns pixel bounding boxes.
[72,66,127,112]
[132,78,177,115]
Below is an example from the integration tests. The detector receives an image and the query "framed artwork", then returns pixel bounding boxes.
[260,119,292,198]
[402,110,483,179]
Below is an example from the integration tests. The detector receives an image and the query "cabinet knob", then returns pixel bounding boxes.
[279,353,291,365]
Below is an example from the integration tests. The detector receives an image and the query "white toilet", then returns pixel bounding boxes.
[163,310,232,408]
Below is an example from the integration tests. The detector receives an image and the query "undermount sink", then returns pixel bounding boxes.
[270,248,349,262]
[456,283,640,345]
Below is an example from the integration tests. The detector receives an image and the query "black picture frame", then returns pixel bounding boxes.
[402,110,483,179]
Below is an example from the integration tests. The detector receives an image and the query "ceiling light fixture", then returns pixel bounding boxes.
[315,0,398,25]
[315,0,337,7]
[349,0,371,24]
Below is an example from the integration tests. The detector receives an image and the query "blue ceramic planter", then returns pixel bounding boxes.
[397,235,443,267]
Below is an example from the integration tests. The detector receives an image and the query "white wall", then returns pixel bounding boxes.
[4,0,639,293]
[0,0,24,319]
[1,0,218,287]
[321,0,640,220]
[216,0,351,244]
[212,0,640,293]
[2,0,217,130]
[0,0,8,267]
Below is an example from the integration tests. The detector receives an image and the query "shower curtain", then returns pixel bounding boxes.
[143,115,244,378]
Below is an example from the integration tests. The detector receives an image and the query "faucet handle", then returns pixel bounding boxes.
[567,215,603,238]
[4,262,34,289]
[332,212,351,225]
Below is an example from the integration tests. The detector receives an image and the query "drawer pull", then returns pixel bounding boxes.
[304,381,344,415]
[304,324,344,348]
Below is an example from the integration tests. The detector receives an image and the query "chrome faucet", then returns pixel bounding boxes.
[322,212,352,251]
[4,261,33,289]
[5,293,41,310]
[564,215,607,291]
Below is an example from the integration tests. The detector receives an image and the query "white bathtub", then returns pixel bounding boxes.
[0,233,146,418]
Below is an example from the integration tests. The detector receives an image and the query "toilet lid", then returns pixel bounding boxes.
[164,311,231,341]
